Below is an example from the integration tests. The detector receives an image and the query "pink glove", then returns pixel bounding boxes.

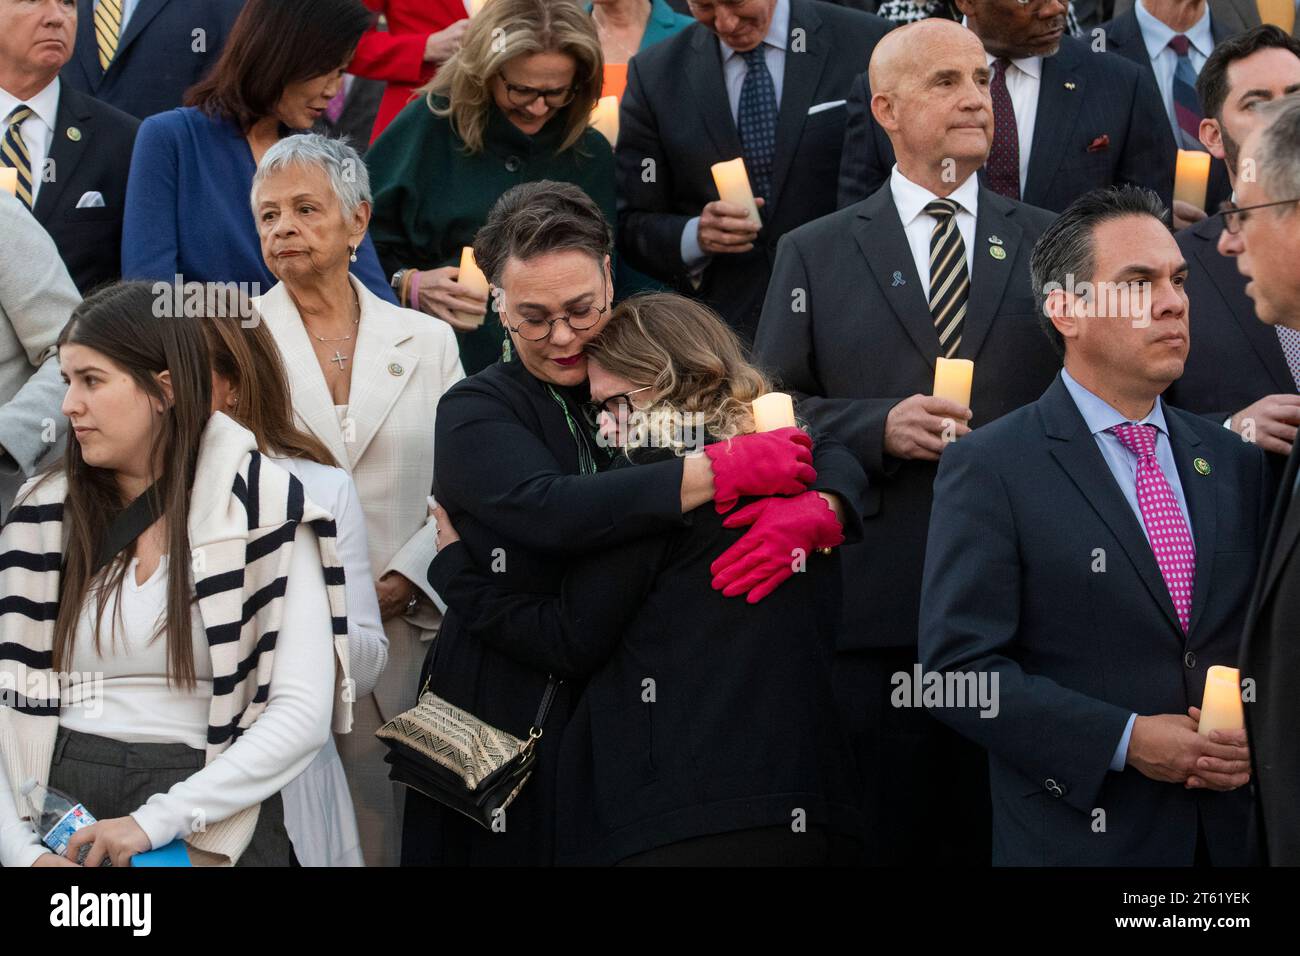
[709,491,845,604]
[703,427,817,514]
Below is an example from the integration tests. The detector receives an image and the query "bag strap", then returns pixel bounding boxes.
[526,677,562,741]
[92,482,164,576]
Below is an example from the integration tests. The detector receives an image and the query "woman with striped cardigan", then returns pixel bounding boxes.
[0,283,351,868]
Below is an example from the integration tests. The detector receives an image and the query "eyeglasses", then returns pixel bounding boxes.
[581,387,654,429]
[1218,197,1300,235]
[501,80,579,109]
[502,275,611,342]
[686,0,758,12]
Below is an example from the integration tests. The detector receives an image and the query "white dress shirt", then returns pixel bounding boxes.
[1134,0,1213,145]
[985,51,1040,194]
[889,165,979,290]
[0,78,61,207]
[681,0,792,269]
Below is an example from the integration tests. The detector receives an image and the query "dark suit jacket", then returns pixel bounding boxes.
[1099,8,1233,215]
[753,182,1060,650]
[921,374,1271,865]
[616,0,892,342]
[1164,216,1295,480]
[1240,434,1300,864]
[836,36,1176,213]
[33,84,138,296]
[61,0,244,120]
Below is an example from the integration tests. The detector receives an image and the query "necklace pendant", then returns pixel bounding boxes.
[331,350,348,371]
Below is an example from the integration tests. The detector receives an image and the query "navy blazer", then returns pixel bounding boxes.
[754,183,1060,651]
[836,36,1176,213]
[61,0,245,120]
[1098,8,1234,216]
[616,0,892,342]
[1164,216,1295,478]
[919,374,1271,866]
[33,84,138,295]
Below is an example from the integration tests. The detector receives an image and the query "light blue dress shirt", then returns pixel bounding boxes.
[1134,0,1214,146]
[680,0,791,270]
[1061,368,1197,772]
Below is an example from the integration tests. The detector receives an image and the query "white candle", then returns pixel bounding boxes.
[466,0,492,16]
[710,158,762,227]
[456,246,489,328]
[0,167,16,197]
[1173,149,1211,212]
[933,357,974,409]
[1198,665,1244,736]
[751,392,796,432]
[590,96,619,146]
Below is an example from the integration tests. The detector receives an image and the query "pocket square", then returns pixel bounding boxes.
[1086,134,1110,153]
[75,191,106,209]
[807,100,846,116]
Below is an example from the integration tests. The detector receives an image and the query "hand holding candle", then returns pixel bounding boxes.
[711,159,762,227]
[1173,149,1211,213]
[455,246,490,327]
[751,392,796,432]
[933,357,974,410]
[1197,665,1244,736]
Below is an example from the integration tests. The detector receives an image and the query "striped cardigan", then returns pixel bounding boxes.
[0,412,352,865]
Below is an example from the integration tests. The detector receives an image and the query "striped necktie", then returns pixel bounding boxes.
[95,0,124,71]
[1,105,34,210]
[1167,35,1204,151]
[925,199,969,358]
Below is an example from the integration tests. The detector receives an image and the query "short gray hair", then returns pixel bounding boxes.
[1255,94,1300,204]
[250,133,371,220]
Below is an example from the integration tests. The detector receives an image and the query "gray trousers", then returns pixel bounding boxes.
[48,727,295,866]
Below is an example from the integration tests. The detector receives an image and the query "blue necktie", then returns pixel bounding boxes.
[1168,35,1204,151]
[737,46,777,202]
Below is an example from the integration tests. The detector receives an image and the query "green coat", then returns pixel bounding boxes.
[368,99,616,374]
[584,0,697,51]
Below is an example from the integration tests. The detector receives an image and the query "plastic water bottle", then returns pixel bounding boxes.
[20,778,108,866]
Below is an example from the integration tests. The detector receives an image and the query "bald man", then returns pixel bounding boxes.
[753,19,1061,864]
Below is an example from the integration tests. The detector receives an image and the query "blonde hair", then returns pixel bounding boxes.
[421,0,604,155]
[584,294,775,455]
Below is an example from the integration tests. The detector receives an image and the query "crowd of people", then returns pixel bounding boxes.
[0,0,1298,868]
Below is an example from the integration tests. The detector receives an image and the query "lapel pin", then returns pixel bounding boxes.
[1194,457,1211,476]
[988,235,1004,245]
[388,362,404,376]
[66,127,81,142]
[989,245,1007,260]
[891,271,906,287]
[1064,81,1077,91]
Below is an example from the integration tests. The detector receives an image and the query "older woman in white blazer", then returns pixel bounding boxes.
[249,134,464,867]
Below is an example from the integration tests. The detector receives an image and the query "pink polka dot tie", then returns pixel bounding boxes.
[1109,424,1196,632]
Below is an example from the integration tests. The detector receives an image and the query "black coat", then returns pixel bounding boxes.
[836,36,1176,214]
[61,0,244,120]
[754,183,1060,650]
[616,0,892,342]
[430,475,862,865]
[32,84,138,295]
[406,356,868,865]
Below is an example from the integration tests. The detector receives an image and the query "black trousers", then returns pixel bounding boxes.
[833,647,992,865]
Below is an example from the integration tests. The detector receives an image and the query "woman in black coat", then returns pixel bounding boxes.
[401,183,867,866]
[430,294,864,865]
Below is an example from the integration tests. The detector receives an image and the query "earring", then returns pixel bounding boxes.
[348,245,358,263]
[501,335,513,363]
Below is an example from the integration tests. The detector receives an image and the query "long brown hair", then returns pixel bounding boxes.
[422,0,604,155]
[53,284,213,689]
[584,293,773,451]
[195,295,336,467]
[186,0,372,133]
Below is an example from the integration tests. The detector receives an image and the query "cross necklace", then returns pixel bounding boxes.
[305,287,361,372]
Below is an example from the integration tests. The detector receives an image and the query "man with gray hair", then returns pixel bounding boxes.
[920,185,1269,865]
[1220,94,1300,865]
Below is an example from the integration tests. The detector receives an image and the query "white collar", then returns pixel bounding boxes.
[1135,0,1214,60]
[890,164,981,226]
[0,76,60,130]
[719,0,791,60]
[984,50,1042,80]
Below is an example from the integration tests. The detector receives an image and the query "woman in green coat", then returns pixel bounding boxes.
[587,0,695,63]
[368,0,614,375]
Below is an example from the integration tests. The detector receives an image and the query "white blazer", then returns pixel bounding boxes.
[255,276,465,720]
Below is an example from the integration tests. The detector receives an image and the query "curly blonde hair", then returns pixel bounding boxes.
[421,0,604,155]
[584,294,776,455]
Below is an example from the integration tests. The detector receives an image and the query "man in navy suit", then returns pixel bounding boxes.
[0,0,138,294]
[1163,27,1300,475]
[1098,0,1236,226]
[919,186,1269,865]
[61,0,244,120]
[837,1,1176,212]
[755,19,1061,864]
